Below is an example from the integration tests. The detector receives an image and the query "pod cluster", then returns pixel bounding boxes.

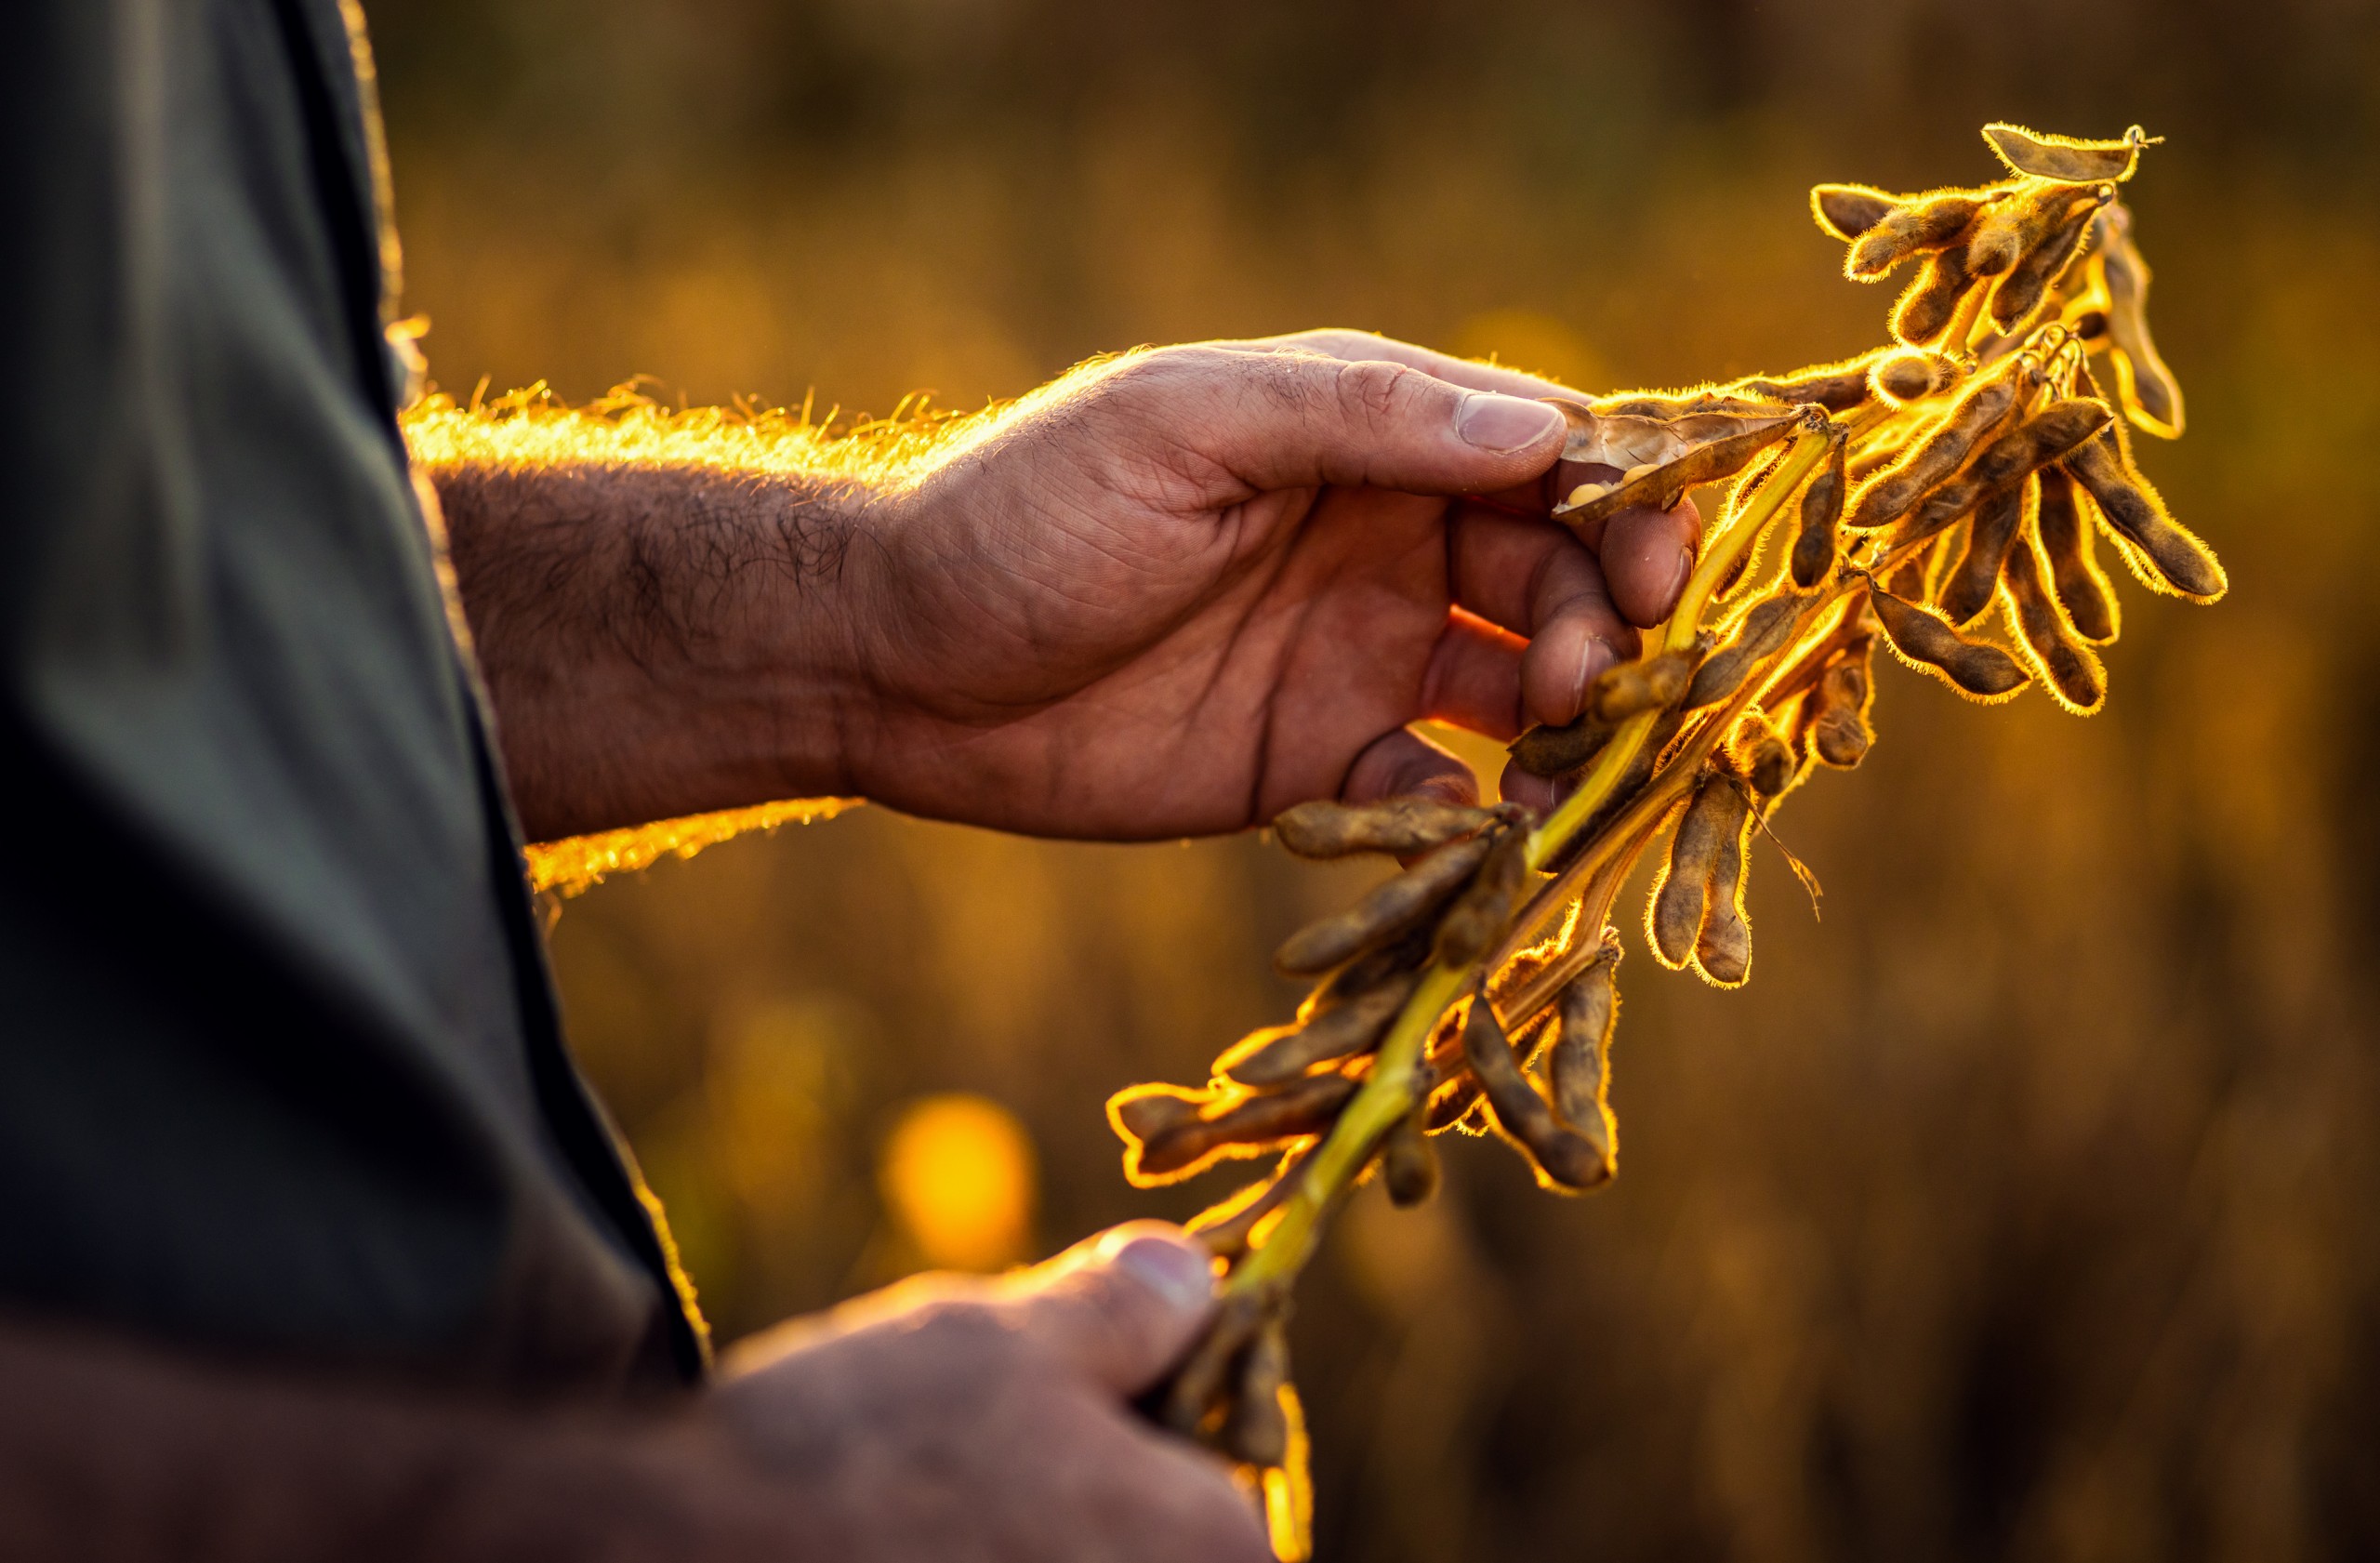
[1104,124,2218,1563]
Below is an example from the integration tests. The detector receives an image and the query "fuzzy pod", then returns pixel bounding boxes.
[1296,924,1434,1022]
[1868,579,2030,701]
[1218,971,1421,1087]
[1988,184,2111,330]
[1161,1290,1267,1437]
[1847,354,2031,529]
[1114,1073,1360,1186]
[1271,796,1499,860]
[2059,426,2225,602]
[1810,183,1898,241]
[2097,205,2185,437]
[1506,714,1614,779]
[1221,1315,1294,1467]
[1648,777,1734,967]
[2003,529,2108,714]
[1871,349,1964,404]
[1892,245,1978,345]
[1730,352,1880,413]
[1731,712,1798,797]
[1684,596,1804,711]
[1809,640,1877,769]
[1549,943,1622,1138]
[1434,825,1534,968]
[1892,397,2113,549]
[1983,123,2155,185]
[1848,189,2001,281]
[1274,833,1493,976]
[1939,481,2030,628]
[1461,1000,1610,1191]
[1694,782,1755,987]
[1380,1109,1440,1208]
[1554,414,1805,535]
[1187,1151,1307,1260]
[1585,647,1699,724]
[2034,466,2120,643]
[1790,432,1849,589]
[1964,179,2086,277]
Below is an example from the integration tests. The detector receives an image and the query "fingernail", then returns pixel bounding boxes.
[1573,633,1618,709]
[1660,550,1693,615]
[1458,393,1563,453]
[1111,1235,1216,1315]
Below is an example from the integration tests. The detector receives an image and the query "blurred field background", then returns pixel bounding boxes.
[369,3,2380,1557]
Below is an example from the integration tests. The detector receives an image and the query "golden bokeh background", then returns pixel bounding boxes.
[370,2,2380,1556]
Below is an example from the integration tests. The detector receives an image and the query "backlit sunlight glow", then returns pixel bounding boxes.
[879,1093,1038,1274]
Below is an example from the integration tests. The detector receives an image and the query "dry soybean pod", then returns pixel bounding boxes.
[1461,998,1609,1190]
[1435,825,1533,967]
[2034,465,2120,642]
[1125,1073,1360,1185]
[1964,179,2084,276]
[1847,352,2032,529]
[1810,182,1899,242]
[2097,205,2185,437]
[1849,187,2002,281]
[1584,646,1699,723]
[1378,1106,1440,1208]
[1939,480,2030,627]
[1892,245,1978,345]
[1218,971,1421,1087]
[1892,396,2110,550]
[1507,715,1614,779]
[1273,833,1492,975]
[1693,779,1756,987]
[1162,1288,1268,1437]
[1647,775,1734,967]
[1685,595,1805,711]
[2058,423,2226,602]
[1871,349,1964,405]
[1982,122,2157,185]
[1808,637,1876,768]
[1548,943,1621,1146]
[1554,415,1803,533]
[2002,525,2108,715]
[1730,351,1882,413]
[1989,185,2110,330]
[1865,576,2030,701]
[1790,427,1849,589]
[1189,1146,1311,1259]
[1271,797,1497,860]
[1729,710,1798,797]
[1221,1313,1294,1467]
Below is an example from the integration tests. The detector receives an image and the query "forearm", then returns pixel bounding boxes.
[410,404,887,841]
[0,1318,806,1563]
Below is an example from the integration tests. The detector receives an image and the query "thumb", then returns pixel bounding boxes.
[1144,346,1567,497]
[1003,1221,1219,1396]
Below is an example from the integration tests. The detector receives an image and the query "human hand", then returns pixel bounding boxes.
[835,329,1699,837]
[710,1222,1268,1563]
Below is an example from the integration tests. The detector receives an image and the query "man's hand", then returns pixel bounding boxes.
[0,1223,1266,1562]
[714,1221,1267,1562]
[430,329,1696,841]
[837,331,1698,837]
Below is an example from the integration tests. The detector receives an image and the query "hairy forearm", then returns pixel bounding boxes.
[409,402,889,841]
[0,1319,805,1563]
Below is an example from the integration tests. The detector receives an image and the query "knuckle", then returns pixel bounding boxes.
[1334,357,1421,426]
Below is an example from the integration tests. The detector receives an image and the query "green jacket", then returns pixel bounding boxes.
[0,0,702,1394]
